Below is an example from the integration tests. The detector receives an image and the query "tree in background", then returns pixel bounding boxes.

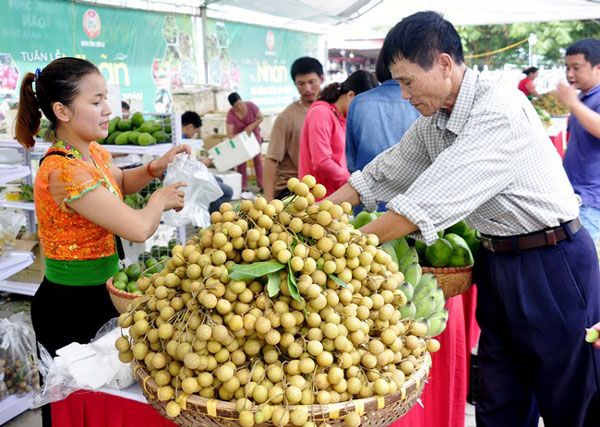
[458,20,600,69]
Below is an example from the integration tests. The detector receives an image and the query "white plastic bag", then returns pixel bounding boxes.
[0,211,25,257]
[31,321,134,408]
[163,153,223,228]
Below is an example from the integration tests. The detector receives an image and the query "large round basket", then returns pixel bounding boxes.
[133,354,431,427]
[421,265,473,298]
[106,278,139,314]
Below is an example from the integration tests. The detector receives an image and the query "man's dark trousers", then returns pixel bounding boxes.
[474,225,600,427]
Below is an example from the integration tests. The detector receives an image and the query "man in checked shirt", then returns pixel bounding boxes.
[329,11,600,427]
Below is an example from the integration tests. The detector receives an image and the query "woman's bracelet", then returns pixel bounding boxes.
[146,160,163,179]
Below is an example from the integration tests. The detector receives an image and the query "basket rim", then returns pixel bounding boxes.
[106,278,139,300]
[133,353,431,420]
[421,265,473,274]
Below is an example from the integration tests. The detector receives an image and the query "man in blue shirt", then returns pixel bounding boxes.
[557,39,600,246]
[345,53,420,212]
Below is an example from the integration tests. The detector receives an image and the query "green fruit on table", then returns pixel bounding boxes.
[115,131,132,145]
[106,131,122,145]
[128,131,142,144]
[462,229,481,256]
[117,119,133,131]
[131,112,145,128]
[138,132,157,146]
[351,211,377,229]
[445,233,474,267]
[108,117,120,134]
[425,238,453,267]
[152,130,169,143]
[127,281,139,293]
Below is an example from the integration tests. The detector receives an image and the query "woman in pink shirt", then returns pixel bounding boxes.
[226,92,264,191]
[299,70,378,197]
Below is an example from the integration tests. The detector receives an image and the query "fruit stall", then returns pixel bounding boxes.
[22,175,479,427]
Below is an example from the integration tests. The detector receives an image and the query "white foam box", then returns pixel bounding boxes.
[208,132,260,172]
[211,169,242,200]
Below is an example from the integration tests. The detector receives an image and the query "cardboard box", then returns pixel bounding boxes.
[208,132,260,172]
[8,239,44,283]
[203,134,227,151]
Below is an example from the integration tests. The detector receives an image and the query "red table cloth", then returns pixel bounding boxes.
[51,390,176,427]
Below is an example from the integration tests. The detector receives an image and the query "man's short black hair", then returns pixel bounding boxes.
[228,92,241,106]
[566,39,600,67]
[381,11,464,70]
[121,101,130,110]
[181,111,201,128]
[290,57,324,81]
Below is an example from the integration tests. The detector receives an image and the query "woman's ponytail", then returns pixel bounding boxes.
[15,73,41,149]
[319,82,343,103]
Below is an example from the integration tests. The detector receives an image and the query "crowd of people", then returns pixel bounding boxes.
[13,10,600,427]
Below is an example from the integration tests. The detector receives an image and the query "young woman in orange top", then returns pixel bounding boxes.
[15,57,188,354]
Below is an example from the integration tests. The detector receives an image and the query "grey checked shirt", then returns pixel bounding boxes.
[349,68,579,244]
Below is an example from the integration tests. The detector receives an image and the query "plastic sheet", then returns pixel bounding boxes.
[0,312,40,401]
[32,321,134,408]
[162,153,223,228]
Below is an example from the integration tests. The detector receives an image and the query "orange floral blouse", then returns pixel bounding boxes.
[34,141,123,260]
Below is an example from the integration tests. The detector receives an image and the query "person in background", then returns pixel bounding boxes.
[121,100,130,119]
[181,111,233,213]
[226,92,264,191]
[15,57,187,427]
[518,66,541,99]
[329,11,600,427]
[298,70,378,197]
[346,52,420,212]
[557,39,600,249]
[264,57,324,200]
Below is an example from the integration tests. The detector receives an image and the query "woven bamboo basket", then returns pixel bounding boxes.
[421,265,473,298]
[133,354,431,427]
[106,278,139,314]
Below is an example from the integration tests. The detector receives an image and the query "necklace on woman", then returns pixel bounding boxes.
[52,139,89,161]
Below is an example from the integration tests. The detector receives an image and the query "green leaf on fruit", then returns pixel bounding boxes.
[286,265,301,302]
[328,274,348,289]
[267,272,281,297]
[228,260,285,281]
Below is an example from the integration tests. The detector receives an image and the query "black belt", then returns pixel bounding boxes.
[480,218,582,252]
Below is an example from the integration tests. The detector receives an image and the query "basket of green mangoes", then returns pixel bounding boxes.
[352,213,480,298]
[107,257,166,314]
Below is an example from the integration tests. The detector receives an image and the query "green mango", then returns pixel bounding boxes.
[399,247,419,273]
[415,295,437,320]
[399,302,417,319]
[115,131,132,145]
[413,239,427,256]
[462,229,481,257]
[403,262,422,288]
[131,111,145,128]
[413,273,439,304]
[425,238,453,267]
[106,131,122,145]
[445,233,474,267]
[137,121,161,134]
[117,119,133,131]
[351,210,377,229]
[444,220,469,237]
[126,263,142,281]
[152,130,169,143]
[108,117,120,134]
[393,237,410,262]
[138,132,156,146]
[127,131,142,144]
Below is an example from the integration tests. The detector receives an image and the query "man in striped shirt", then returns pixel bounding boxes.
[329,11,600,427]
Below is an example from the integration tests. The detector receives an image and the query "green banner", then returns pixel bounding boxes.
[0,0,198,113]
[206,19,320,112]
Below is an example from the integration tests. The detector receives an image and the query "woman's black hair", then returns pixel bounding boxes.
[523,66,539,75]
[318,70,378,103]
[228,92,242,106]
[15,57,100,148]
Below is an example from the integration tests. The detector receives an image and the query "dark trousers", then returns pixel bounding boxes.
[31,277,118,427]
[474,226,600,427]
[209,176,233,213]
